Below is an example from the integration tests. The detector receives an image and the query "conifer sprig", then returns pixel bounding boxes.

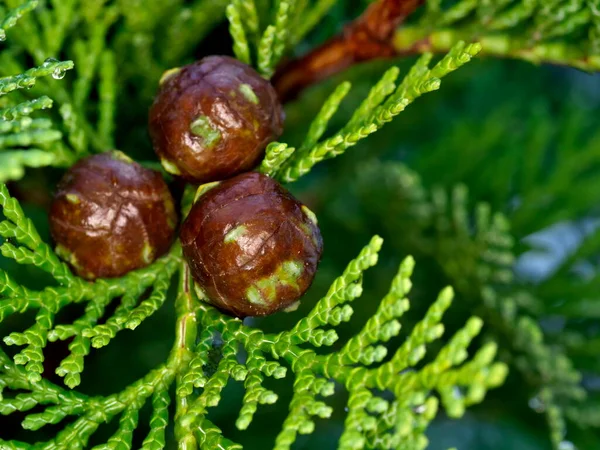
[0,184,182,388]
[0,35,76,182]
[227,0,297,78]
[268,41,481,183]
[175,237,507,450]
[341,101,600,447]
[226,0,366,79]
[258,141,296,177]
[0,214,507,449]
[395,0,600,71]
[354,162,587,449]
[4,0,593,448]
[0,0,38,42]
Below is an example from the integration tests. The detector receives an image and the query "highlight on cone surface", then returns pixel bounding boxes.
[149,56,284,184]
[181,172,323,318]
[49,151,177,279]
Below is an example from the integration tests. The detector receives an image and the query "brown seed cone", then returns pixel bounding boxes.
[49,151,177,280]
[181,172,323,318]
[149,56,285,184]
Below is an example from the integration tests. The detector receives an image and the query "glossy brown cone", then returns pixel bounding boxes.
[49,152,177,280]
[149,56,284,183]
[181,172,323,318]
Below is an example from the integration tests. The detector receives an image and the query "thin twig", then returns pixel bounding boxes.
[273,0,424,102]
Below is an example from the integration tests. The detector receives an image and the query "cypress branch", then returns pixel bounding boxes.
[1,0,596,448]
[276,41,481,183]
[394,0,600,71]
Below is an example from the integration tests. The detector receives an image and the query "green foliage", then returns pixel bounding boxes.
[225,0,347,78]
[0,0,506,447]
[412,102,600,447]
[0,199,507,448]
[396,0,600,70]
[0,53,76,181]
[0,0,37,42]
[274,41,482,183]
[0,179,180,387]
[289,65,600,447]
[352,161,585,449]
[226,0,300,78]
[0,0,598,449]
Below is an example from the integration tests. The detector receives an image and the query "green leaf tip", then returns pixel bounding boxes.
[0,0,39,42]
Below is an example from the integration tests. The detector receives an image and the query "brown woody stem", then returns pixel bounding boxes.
[273,0,424,102]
